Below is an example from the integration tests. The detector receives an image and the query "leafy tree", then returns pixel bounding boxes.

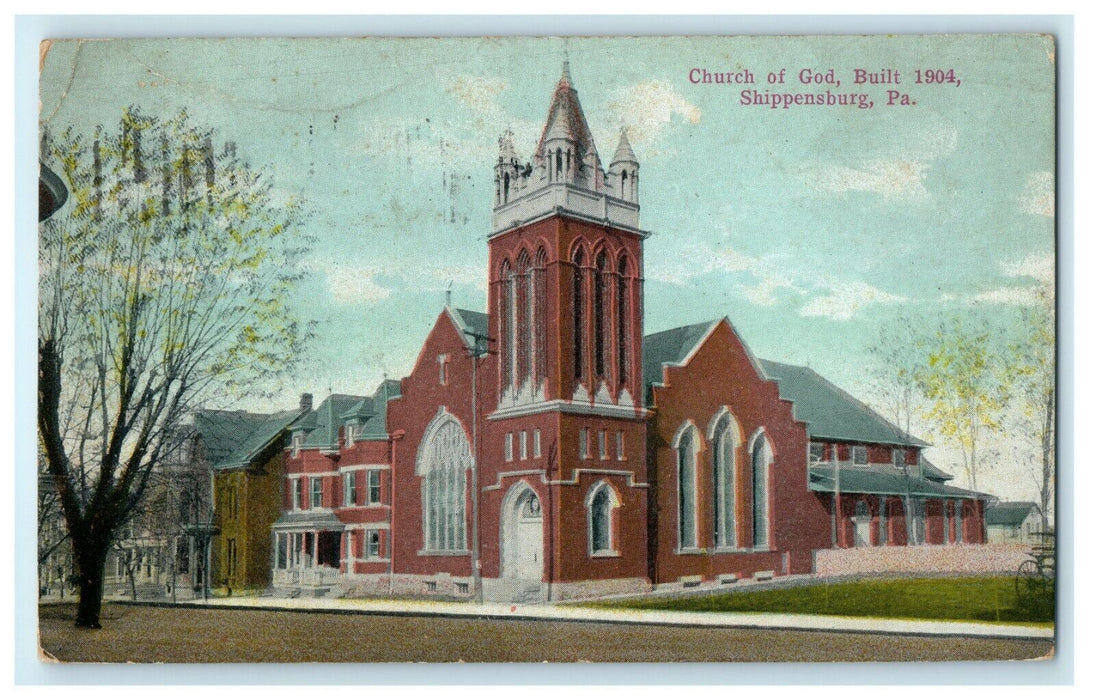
[1010,287,1055,531]
[914,316,1010,492]
[38,108,311,628]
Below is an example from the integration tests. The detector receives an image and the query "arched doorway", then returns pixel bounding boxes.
[501,482,544,582]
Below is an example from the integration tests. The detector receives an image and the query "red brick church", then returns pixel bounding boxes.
[264,64,989,602]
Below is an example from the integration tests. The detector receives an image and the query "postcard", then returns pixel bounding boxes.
[36,33,1056,664]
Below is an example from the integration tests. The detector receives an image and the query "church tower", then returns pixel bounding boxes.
[481,63,650,600]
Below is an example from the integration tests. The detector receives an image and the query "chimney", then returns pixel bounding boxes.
[299,393,313,412]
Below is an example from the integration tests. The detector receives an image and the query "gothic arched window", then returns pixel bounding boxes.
[586,481,620,556]
[416,413,471,553]
[675,423,699,550]
[572,248,585,381]
[751,432,772,549]
[533,248,547,385]
[594,250,608,379]
[616,255,630,385]
[516,250,530,386]
[499,259,512,394]
[711,412,738,548]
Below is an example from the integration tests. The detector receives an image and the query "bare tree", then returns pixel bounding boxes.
[1010,287,1055,531]
[38,108,312,628]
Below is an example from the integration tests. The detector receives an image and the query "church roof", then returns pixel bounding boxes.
[759,359,929,448]
[534,62,601,168]
[642,319,720,397]
[449,306,490,354]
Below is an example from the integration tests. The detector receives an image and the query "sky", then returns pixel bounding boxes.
[38,35,1056,503]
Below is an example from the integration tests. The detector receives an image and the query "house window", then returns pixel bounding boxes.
[418,414,470,552]
[892,448,904,468]
[365,530,381,559]
[533,429,542,458]
[291,478,301,510]
[579,428,590,459]
[367,470,382,505]
[344,471,358,506]
[504,433,514,461]
[520,431,528,460]
[616,431,625,461]
[598,430,608,460]
[676,424,698,550]
[713,413,737,549]
[310,477,322,509]
[852,445,868,465]
[752,433,772,549]
[810,442,825,463]
[587,482,619,555]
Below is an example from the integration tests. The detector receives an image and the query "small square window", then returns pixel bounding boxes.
[504,433,514,461]
[810,442,826,463]
[367,470,382,505]
[425,581,437,592]
[533,429,542,458]
[852,446,868,465]
[520,431,528,460]
[456,582,469,594]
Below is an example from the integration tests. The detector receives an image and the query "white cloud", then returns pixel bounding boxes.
[970,285,1044,306]
[312,261,393,305]
[1019,171,1054,217]
[1000,251,1055,284]
[647,242,752,284]
[605,80,701,147]
[810,159,930,200]
[446,75,508,116]
[799,280,906,321]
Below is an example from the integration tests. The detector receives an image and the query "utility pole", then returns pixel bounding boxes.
[465,327,495,604]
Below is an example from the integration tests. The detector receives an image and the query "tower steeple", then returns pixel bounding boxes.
[490,62,641,236]
[608,128,639,203]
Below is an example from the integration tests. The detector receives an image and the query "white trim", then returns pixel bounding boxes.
[338,463,390,473]
[341,522,390,530]
[482,468,649,491]
[286,470,341,478]
[489,398,648,421]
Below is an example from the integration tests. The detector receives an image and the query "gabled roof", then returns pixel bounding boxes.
[196,407,304,471]
[986,501,1039,527]
[809,465,990,501]
[760,359,929,448]
[642,319,720,400]
[291,393,368,449]
[448,306,489,353]
[920,457,954,482]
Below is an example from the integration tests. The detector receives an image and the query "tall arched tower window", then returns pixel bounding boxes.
[751,432,772,549]
[498,259,512,394]
[416,412,471,553]
[675,423,699,550]
[594,250,608,379]
[533,248,547,385]
[711,412,738,549]
[571,248,585,381]
[616,255,630,385]
[515,250,530,387]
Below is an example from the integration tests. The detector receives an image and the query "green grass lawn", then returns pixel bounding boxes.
[589,576,1055,625]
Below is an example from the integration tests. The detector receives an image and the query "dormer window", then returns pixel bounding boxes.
[291,432,304,458]
[345,422,357,448]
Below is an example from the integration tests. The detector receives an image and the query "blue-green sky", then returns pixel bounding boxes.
[39,35,1055,500]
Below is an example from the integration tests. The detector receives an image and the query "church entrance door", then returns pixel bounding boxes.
[501,483,543,583]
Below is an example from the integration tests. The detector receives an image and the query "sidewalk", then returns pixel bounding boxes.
[160,594,1054,641]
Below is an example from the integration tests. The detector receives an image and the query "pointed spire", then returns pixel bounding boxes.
[560,59,572,86]
[498,128,518,163]
[611,128,638,165]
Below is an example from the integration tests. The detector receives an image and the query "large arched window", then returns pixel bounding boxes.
[675,423,700,550]
[586,481,620,556]
[750,431,772,549]
[515,250,530,386]
[594,250,608,379]
[416,411,471,552]
[710,411,739,549]
[616,255,630,386]
[532,248,547,386]
[499,259,512,394]
[571,248,585,381]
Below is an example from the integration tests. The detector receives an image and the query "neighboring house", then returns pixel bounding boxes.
[264,63,992,602]
[986,501,1042,544]
[205,400,311,592]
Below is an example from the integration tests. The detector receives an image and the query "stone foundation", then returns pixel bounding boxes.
[814,543,1032,577]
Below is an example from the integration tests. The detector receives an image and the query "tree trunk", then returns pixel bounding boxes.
[74,545,107,629]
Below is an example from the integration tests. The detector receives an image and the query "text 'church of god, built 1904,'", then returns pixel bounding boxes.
[209,63,990,603]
